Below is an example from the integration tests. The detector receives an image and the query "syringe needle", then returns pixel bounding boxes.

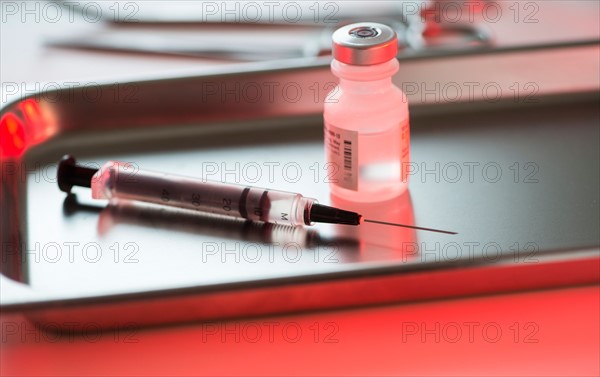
[363,219,457,235]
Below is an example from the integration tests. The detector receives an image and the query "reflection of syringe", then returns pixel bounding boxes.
[57,155,456,234]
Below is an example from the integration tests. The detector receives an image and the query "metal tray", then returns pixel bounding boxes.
[1,53,599,330]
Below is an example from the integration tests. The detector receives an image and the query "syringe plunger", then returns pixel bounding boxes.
[57,155,362,227]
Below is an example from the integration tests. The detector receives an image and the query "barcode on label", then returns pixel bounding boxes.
[325,122,358,191]
[344,140,352,170]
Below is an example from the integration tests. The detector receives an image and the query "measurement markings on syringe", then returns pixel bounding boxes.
[59,156,456,233]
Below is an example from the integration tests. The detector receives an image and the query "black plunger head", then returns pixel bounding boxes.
[57,155,99,193]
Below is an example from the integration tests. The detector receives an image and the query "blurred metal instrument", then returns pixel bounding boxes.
[47,1,494,61]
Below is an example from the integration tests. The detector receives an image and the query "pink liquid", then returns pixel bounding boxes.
[325,59,410,203]
[329,118,409,202]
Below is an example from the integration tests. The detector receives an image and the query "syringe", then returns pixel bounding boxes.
[57,155,456,234]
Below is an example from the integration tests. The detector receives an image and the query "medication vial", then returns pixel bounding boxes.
[324,22,410,202]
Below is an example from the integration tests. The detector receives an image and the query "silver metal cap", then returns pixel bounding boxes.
[332,22,398,66]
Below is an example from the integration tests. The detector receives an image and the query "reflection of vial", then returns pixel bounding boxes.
[324,22,410,202]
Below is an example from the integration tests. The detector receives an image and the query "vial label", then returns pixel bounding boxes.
[325,122,358,190]
[360,161,401,182]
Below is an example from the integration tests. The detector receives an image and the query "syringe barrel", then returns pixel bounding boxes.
[91,161,317,226]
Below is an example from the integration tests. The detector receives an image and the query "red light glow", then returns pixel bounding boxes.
[19,99,42,126]
[0,113,27,157]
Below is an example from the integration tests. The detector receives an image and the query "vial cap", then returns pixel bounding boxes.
[332,22,398,66]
